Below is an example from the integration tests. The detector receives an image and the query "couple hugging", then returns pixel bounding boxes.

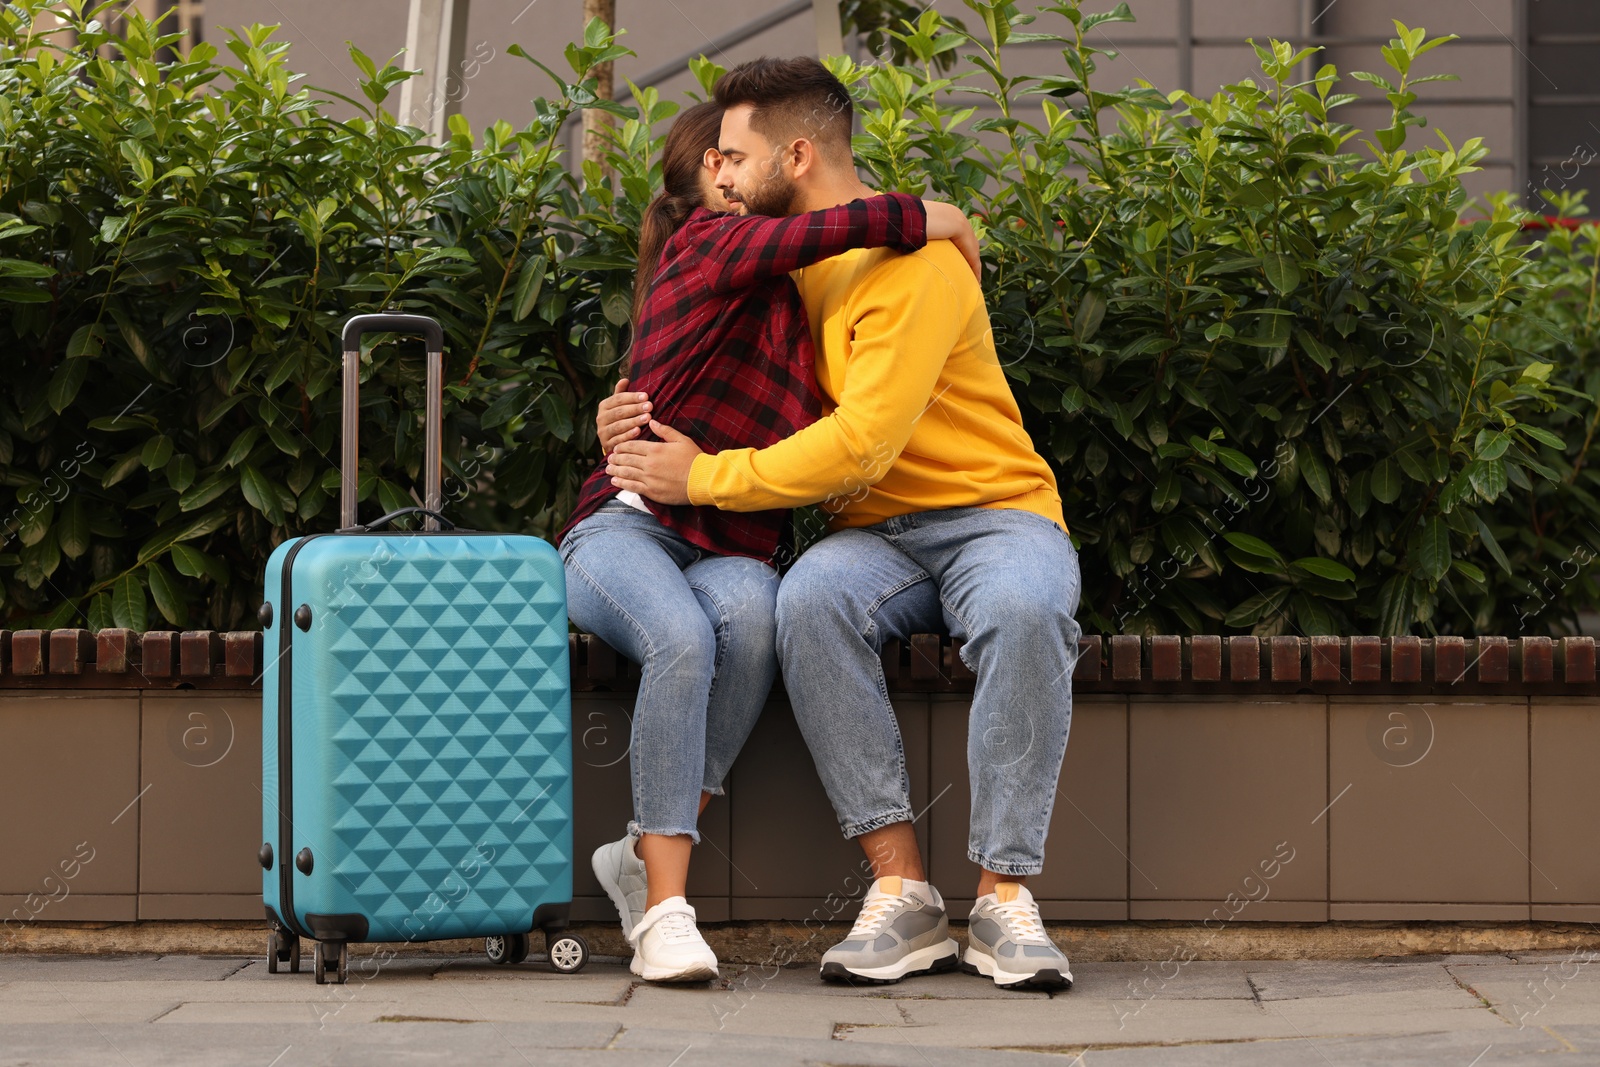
[556,57,1083,991]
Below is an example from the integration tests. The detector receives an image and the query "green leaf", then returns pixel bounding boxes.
[1262,252,1301,294]
[1521,425,1566,450]
[1152,471,1181,512]
[1290,557,1356,582]
[146,561,187,627]
[538,391,573,442]
[1223,532,1283,562]
[1074,290,1107,342]
[166,453,197,492]
[1370,458,1402,504]
[1416,517,1451,582]
[1474,516,1512,576]
[1297,442,1332,504]
[111,573,147,631]
[512,254,549,322]
[142,434,174,470]
[66,323,107,358]
[172,544,229,584]
[0,257,55,279]
[47,358,88,413]
[179,471,236,511]
[239,464,274,515]
[56,496,90,559]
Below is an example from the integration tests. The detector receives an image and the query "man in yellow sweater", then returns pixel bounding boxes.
[605,57,1082,992]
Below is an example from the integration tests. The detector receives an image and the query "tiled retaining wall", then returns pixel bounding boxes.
[2,631,1596,930]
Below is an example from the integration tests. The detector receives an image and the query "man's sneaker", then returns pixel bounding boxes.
[964,882,1073,991]
[592,835,648,942]
[819,876,960,984]
[629,897,718,982]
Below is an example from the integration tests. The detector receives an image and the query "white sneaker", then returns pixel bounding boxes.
[964,882,1073,991]
[629,897,718,982]
[591,835,647,942]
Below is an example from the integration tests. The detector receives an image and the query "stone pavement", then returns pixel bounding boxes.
[2,949,1598,1066]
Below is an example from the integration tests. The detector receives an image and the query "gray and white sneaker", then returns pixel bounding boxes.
[819,876,961,984]
[591,834,648,943]
[964,882,1073,991]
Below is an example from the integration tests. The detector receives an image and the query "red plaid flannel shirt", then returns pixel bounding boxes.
[559,193,928,562]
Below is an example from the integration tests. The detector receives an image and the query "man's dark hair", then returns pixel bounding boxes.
[713,56,854,164]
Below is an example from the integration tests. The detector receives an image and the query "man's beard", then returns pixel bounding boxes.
[734,170,798,217]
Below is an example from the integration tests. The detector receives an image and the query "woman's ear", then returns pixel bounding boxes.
[703,147,723,171]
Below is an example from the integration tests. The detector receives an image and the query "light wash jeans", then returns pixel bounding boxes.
[776,506,1082,876]
[560,499,780,842]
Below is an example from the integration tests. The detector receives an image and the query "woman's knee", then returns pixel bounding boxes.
[641,610,718,679]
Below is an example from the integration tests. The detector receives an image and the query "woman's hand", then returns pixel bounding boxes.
[597,377,652,455]
[922,201,982,280]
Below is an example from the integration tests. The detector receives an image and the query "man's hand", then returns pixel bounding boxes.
[597,377,653,455]
[921,200,982,280]
[606,420,703,506]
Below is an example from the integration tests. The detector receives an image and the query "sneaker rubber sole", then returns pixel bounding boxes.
[590,842,642,940]
[962,945,1074,991]
[629,955,718,983]
[819,938,962,985]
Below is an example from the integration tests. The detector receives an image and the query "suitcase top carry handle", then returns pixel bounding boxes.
[340,313,445,531]
[354,506,457,532]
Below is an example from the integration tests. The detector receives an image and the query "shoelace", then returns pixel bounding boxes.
[848,891,910,938]
[992,899,1051,945]
[650,909,700,945]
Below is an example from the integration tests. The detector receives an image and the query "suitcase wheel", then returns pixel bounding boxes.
[546,933,588,975]
[314,941,348,985]
[485,933,530,966]
[267,929,301,975]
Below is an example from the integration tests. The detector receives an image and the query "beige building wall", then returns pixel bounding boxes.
[190,0,1583,204]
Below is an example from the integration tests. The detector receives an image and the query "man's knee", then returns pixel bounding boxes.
[775,538,859,630]
[965,579,1080,653]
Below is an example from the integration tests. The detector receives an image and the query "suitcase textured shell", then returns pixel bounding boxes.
[262,531,573,944]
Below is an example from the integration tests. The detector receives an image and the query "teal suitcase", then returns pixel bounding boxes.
[260,314,585,984]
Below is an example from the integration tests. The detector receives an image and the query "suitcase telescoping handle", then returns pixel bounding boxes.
[339,313,445,531]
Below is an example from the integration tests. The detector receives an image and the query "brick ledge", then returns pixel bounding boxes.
[0,630,1593,695]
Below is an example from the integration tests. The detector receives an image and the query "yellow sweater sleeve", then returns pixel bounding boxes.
[686,255,959,512]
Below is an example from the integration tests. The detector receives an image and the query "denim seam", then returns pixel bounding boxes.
[865,571,930,622]
[629,820,702,845]
[841,807,917,840]
[966,851,1043,877]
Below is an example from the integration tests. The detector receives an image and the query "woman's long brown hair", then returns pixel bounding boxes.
[631,101,725,329]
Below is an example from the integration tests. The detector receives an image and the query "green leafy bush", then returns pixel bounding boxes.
[0,0,1591,635]
[840,3,1574,635]
[1495,191,1600,629]
[0,1,638,629]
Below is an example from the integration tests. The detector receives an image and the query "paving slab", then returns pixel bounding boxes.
[612,1026,1077,1066]
[843,996,1295,1049]
[1070,960,1256,1001]
[712,963,1054,1001]
[1448,958,1600,1028]
[0,954,252,981]
[1080,1026,1569,1067]
[4,952,1595,1066]
[0,1021,627,1067]
[1244,959,1464,1000]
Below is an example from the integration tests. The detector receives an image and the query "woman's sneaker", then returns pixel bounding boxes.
[963,882,1074,991]
[591,835,647,942]
[819,876,961,984]
[629,897,718,982]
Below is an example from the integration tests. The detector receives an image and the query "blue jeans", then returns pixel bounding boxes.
[776,506,1082,876]
[560,501,780,842]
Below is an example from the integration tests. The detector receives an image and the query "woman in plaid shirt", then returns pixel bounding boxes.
[558,101,978,982]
